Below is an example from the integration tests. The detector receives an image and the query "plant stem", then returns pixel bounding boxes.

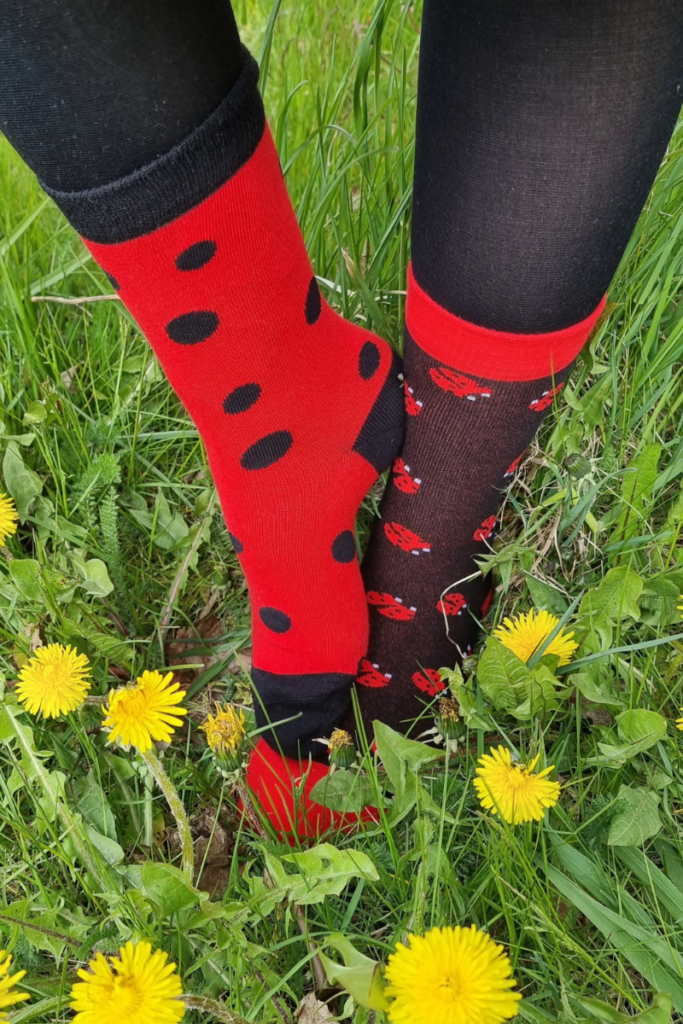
[180,995,250,1024]
[141,746,194,883]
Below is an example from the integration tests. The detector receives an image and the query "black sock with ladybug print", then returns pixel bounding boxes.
[350,0,683,739]
[350,267,604,736]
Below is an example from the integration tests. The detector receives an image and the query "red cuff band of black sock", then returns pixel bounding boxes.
[406,263,606,381]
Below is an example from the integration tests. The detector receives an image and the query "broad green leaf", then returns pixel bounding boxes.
[309,769,376,816]
[151,490,189,550]
[83,823,124,866]
[578,993,671,1024]
[438,666,491,728]
[525,575,569,616]
[597,711,668,764]
[8,559,44,603]
[22,401,46,426]
[3,441,42,520]
[608,786,662,846]
[373,721,443,823]
[266,843,379,907]
[63,617,133,667]
[640,578,682,626]
[130,862,204,918]
[36,770,66,825]
[476,640,530,711]
[74,770,118,841]
[77,558,114,597]
[574,672,626,708]
[579,566,643,623]
[616,709,667,747]
[510,664,564,720]
[319,933,390,1011]
[610,444,661,548]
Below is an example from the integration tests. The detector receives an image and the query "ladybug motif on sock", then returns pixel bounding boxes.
[366,591,417,621]
[405,383,424,416]
[430,366,492,401]
[504,453,524,478]
[392,457,422,494]
[529,382,564,412]
[437,592,467,616]
[384,521,432,555]
[357,658,392,688]
[412,668,446,696]
[473,515,497,542]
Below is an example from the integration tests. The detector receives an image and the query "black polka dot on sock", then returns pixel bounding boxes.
[359,341,380,380]
[228,532,244,554]
[305,277,322,325]
[166,311,219,345]
[259,607,291,633]
[223,383,262,414]
[331,530,356,563]
[104,271,120,292]
[240,430,293,470]
[176,240,217,271]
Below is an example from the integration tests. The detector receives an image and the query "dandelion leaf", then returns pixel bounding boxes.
[608,785,662,847]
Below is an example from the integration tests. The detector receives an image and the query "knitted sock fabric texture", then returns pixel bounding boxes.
[69,60,404,760]
[350,0,683,738]
[352,268,603,734]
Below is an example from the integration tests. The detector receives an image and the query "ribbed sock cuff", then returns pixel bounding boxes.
[42,46,265,244]
[406,263,606,382]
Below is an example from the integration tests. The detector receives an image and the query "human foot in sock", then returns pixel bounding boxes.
[61,55,403,764]
[351,266,604,736]
[244,738,379,841]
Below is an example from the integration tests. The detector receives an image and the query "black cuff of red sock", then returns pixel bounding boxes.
[251,668,352,762]
[41,46,265,244]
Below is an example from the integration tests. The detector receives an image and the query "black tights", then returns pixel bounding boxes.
[1,0,682,332]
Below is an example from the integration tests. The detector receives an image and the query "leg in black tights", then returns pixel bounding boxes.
[0,0,243,190]
[355,0,683,736]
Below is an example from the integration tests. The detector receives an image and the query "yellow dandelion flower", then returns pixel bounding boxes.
[676,707,683,732]
[0,949,29,1020]
[15,643,91,718]
[202,703,246,757]
[493,608,577,666]
[474,745,560,824]
[201,703,246,771]
[678,595,683,620]
[0,493,18,548]
[385,924,521,1024]
[70,940,184,1024]
[102,670,187,753]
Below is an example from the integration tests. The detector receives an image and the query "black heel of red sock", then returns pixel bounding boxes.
[353,350,405,472]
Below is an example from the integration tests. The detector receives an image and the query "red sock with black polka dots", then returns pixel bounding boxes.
[63,54,404,785]
[349,266,605,737]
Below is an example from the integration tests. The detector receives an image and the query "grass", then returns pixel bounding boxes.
[2,0,683,1020]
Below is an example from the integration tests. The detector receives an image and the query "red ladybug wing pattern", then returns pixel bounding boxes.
[392,458,421,494]
[529,382,564,412]
[404,384,423,416]
[412,668,446,696]
[430,366,492,401]
[357,657,392,688]
[366,591,417,621]
[504,453,523,478]
[437,592,467,616]
[473,514,496,542]
[384,521,432,555]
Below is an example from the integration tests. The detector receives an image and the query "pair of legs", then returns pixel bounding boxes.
[2,0,682,828]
